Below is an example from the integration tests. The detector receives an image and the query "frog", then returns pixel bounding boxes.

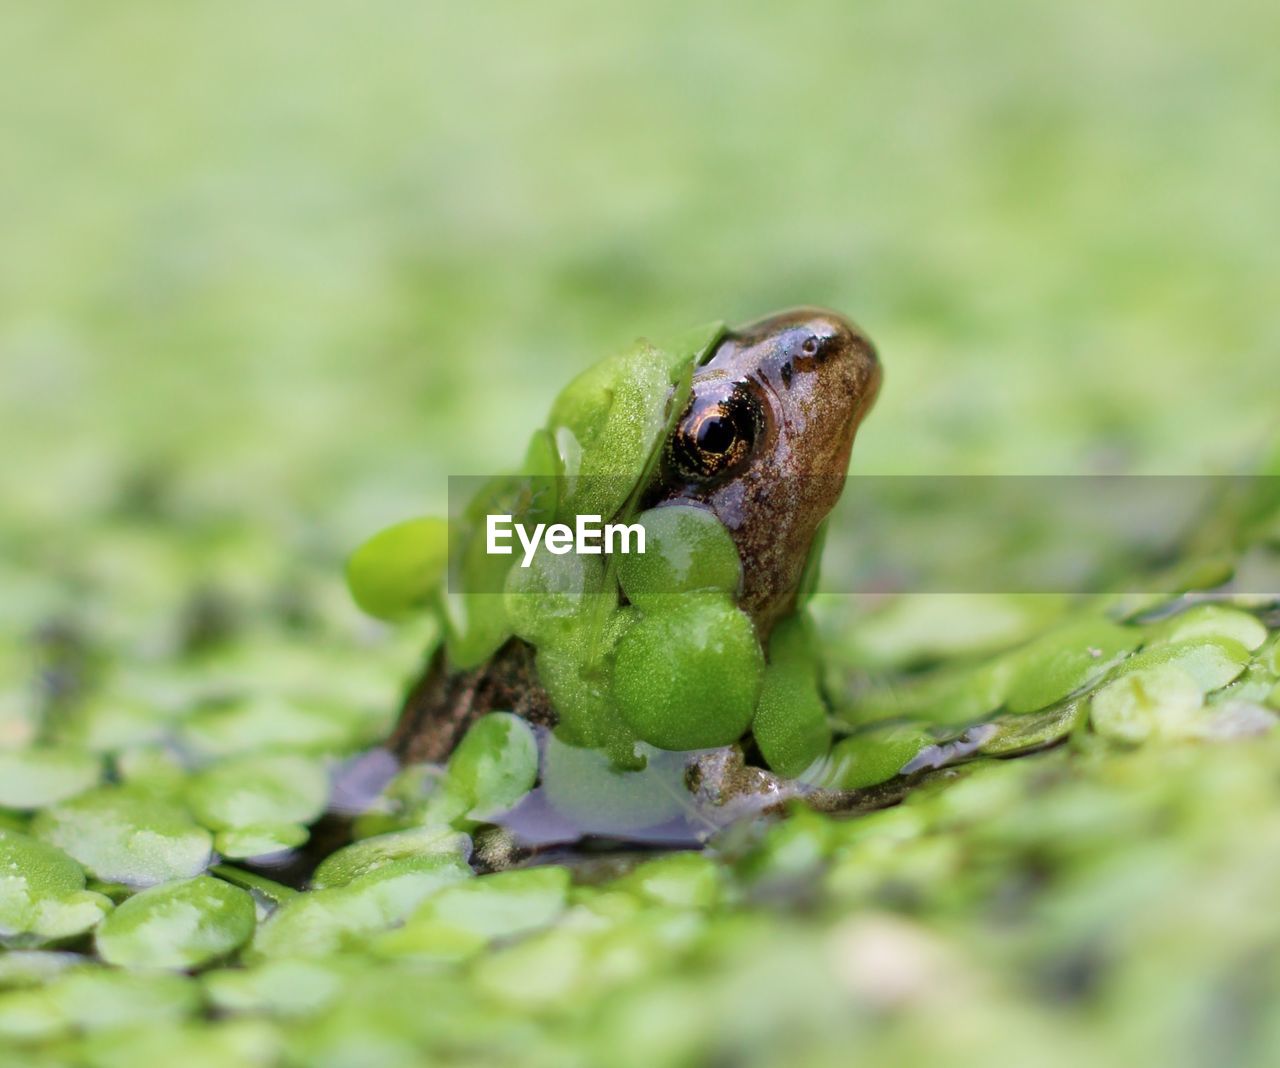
[348,309,886,840]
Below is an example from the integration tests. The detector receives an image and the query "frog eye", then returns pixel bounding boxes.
[668,388,762,482]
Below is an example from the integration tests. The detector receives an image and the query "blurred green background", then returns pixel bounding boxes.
[3,5,1280,1066]
[5,0,1277,555]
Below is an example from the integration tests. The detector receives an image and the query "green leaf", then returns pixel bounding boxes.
[444,712,539,820]
[616,504,742,605]
[32,787,213,887]
[1112,636,1252,693]
[503,547,608,648]
[188,747,332,840]
[95,876,256,971]
[0,962,200,1039]
[310,827,470,890]
[613,594,763,751]
[1091,665,1205,744]
[819,722,931,790]
[548,335,701,521]
[1003,618,1140,713]
[252,855,471,960]
[0,746,102,810]
[377,867,569,957]
[1147,604,1268,653]
[611,853,722,910]
[0,829,113,947]
[752,614,832,778]
[540,735,688,834]
[346,516,448,621]
[213,825,309,859]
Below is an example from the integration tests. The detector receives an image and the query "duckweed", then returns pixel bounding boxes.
[345,518,448,623]
[0,831,112,948]
[613,596,764,751]
[751,615,832,778]
[443,712,539,821]
[186,754,330,860]
[31,788,213,888]
[0,748,101,811]
[95,876,256,971]
[1090,664,1205,744]
[5,6,1280,1061]
[540,734,689,834]
[616,505,742,604]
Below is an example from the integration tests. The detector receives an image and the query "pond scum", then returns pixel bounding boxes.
[5,5,1280,1064]
[0,451,1277,1067]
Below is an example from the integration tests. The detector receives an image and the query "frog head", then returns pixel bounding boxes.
[646,309,881,635]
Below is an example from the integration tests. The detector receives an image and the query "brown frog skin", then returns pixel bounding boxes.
[390,309,881,767]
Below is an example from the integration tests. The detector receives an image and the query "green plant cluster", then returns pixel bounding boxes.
[348,321,840,776]
[6,2,1280,1060]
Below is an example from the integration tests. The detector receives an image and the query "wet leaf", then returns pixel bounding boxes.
[1003,619,1139,713]
[346,517,448,622]
[1091,665,1205,744]
[377,867,569,957]
[0,829,113,947]
[310,827,471,890]
[0,747,102,810]
[252,856,471,960]
[32,787,213,887]
[444,712,539,821]
[186,754,329,857]
[95,876,256,971]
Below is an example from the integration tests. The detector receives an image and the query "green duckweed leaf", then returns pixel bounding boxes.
[95,875,256,971]
[0,950,85,991]
[752,614,832,778]
[0,829,113,947]
[0,970,200,1044]
[548,335,701,521]
[187,754,329,857]
[535,611,638,760]
[376,867,569,958]
[503,547,608,648]
[1111,636,1252,693]
[346,516,448,622]
[1147,604,1268,652]
[310,826,470,890]
[213,825,309,859]
[611,853,722,910]
[977,700,1088,756]
[444,712,539,821]
[470,927,589,1010]
[613,595,763,751]
[203,957,351,1018]
[0,746,102,810]
[179,697,369,759]
[73,1018,284,1068]
[32,787,213,887]
[252,855,471,960]
[441,592,511,672]
[1004,618,1140,713]
[1091,664,1205,744]
[540,735,688,834]
[818,722,930,790]
[616,504,742,605]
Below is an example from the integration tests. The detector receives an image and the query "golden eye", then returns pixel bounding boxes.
[669,388,761,481]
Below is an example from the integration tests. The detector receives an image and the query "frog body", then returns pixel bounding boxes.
[384,310,880,781]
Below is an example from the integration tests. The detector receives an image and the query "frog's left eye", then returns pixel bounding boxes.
[668,388,762,482]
